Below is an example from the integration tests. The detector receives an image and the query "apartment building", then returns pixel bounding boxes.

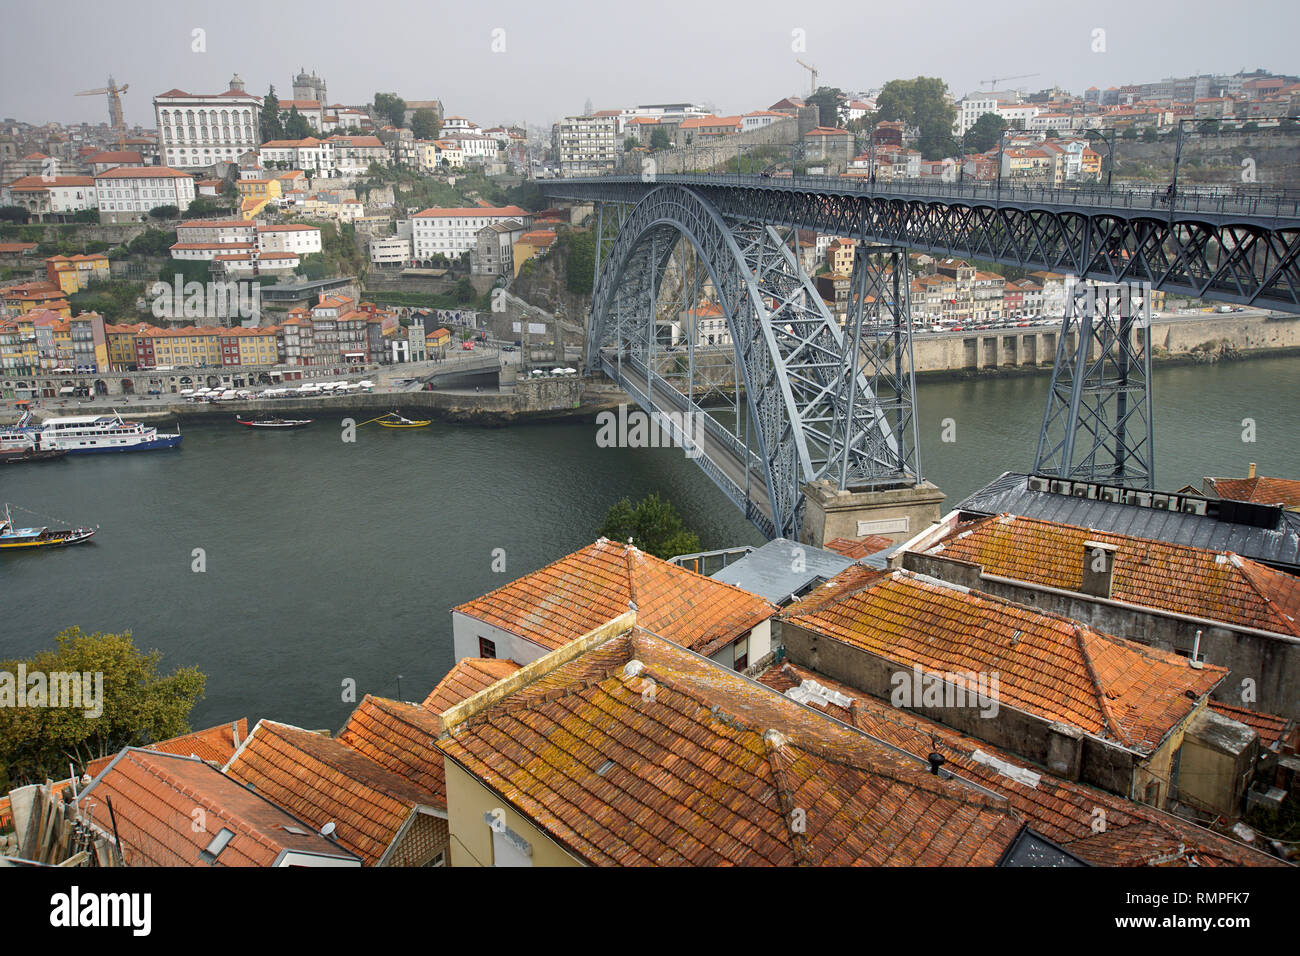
[551,115,619,176]
[1,175,97,218]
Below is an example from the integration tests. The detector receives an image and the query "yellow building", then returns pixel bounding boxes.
[231,326,280,365]
[106,322,151,370]
[237,179,282,221]
[140,327,223,367]
[45,254,111,294]
[0,318,38,376]
[1,281,70,316]
[511,230,558,277]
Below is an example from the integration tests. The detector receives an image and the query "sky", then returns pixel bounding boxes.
[1,0,1296,130]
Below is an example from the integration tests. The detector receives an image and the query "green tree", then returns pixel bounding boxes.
[282,106,312,140]
[1142,127,1159,143]
[1121,127,1138,140]
[874,77,957,160]
[127,228,176,257]
[1044,128,1060,140]
[0,628,206,789]
[149,205,179,220]
[411,108,440,140]
[650,127,672,151]
[454,277,474,302]
[562,229,596,295]
[0,205,30,223]
[806,86,846,128]
[261,85,283,142]
[597,494,701,560]
[296,251,328,280]
[624,137,639,152]
[962,112,1007,153]
[373,92,407,128]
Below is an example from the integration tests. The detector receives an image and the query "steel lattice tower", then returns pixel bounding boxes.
[1034,278,1155,487]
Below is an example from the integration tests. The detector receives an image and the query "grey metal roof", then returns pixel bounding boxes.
[1000,828,1090,867]
[957,472,1300,572]
[710,538,854,604]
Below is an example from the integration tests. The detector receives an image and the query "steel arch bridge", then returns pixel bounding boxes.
[587,184,919,540]
[542,174,1300,540]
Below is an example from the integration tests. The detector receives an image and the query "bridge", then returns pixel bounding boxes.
[540,174,1300,543]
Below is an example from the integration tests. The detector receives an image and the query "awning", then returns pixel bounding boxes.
[59,386,75,394]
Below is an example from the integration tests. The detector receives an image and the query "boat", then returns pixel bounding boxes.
[236,416,313,429]
[33,411,182,454]
[377,411,431,428]
[0,503,95,551]
[1,446,68,464]
[0,410,66,462]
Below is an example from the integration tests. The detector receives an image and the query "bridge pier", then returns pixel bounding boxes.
[800,479,945,551]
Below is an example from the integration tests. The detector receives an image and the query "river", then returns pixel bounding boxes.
[3,356,1298,731]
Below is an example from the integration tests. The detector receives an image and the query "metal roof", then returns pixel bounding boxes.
[710,538,854,604]
[957,472,1300,572]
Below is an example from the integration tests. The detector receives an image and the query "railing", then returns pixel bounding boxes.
[551,172,1300,220]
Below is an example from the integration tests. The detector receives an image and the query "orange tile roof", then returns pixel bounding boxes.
[924,513,1300,637]
[412,205,528,218]
[77,749,359,867]
[336,695,447,807]
[454,538,777,656]
[1208,701,1296,753]
[439,628,1024,866]
[758,663,1282,867]
[224,720,439,866]
[782,568,1225,752]
[1206,474,1300,509]
[84,718,249,778]
[94,166,192,179]
[422,657,520,715]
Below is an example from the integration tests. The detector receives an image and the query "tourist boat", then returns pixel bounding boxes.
[33,411,182,454]
[235,416,313,429]
[377,412,431,428]
[0,410,66,462]
[0,503,95,551]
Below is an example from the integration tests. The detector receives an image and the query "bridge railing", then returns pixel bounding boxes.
[555,173,1300,220]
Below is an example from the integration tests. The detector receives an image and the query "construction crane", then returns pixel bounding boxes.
[796,59,819,96]
[980,72,1039,92]
[76,77,129,147]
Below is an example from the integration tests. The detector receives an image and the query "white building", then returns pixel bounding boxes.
[955,97,999,136]
[260,137,334,174]
[154,75,261,169]
[174,219,257,245]
[94,166,195,222]
[410,205,531,262]
[741,111,789,131]
[439,132,499,162]
[1,176,97,217]
[440,116,482,135]
[369,235,412,266]
[257,223,322,255]
[327,134,389,174]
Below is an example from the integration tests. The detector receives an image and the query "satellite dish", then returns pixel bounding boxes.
[321,822,337,837]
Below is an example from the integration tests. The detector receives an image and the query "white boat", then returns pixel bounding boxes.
[35,411,182,454]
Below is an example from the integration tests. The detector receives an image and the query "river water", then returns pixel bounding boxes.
[3,356,1297,731]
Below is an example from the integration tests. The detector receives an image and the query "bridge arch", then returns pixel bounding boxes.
[588,184,905,539]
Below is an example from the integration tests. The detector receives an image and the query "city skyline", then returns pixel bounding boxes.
[1,0,1297,129]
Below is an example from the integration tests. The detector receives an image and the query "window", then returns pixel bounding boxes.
[732,636,749,672]
[478,637,496,659]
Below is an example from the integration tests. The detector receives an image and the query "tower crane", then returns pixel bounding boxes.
[980,72,1039,92]
[796,59,819,96]
[76,77,129,147]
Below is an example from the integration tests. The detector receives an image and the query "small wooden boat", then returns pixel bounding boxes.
[0,446,68,464]
[377,412,431,428]
[0,503,95,551]
[236,416,313,429]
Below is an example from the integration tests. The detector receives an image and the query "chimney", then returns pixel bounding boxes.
[1080,540,1118,598]
[927,753,946,776]
[1248,461,1257,479]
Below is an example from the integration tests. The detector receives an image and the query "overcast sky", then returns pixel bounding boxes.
[1,0,1295,129]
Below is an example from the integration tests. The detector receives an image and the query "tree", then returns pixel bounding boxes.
[373,92,407,128]
[874,77,957,160]
[0,205,30,223]
[282,106,312,140]
[562,229,596,295]
[261,85,283,142]
[411,108,440,140]
[806,86,846,128]
[149,205,179,220]
[650,127,671,151]
[1121,127,1138,140]
[1044,128,1060,140]
[296,252,328,279]
[597,494,701,560]
[962,112,1007,154]
[0,628,206,789]
[1142,127,1159,143]
[454,277,474,302]
[624,137,639,152]
[1197,119,1220,134]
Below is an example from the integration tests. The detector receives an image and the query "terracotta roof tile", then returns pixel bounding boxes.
[453,539,778,656]
[924,513,1300,636]
[76,749,359,867]
[422,658,520,715]
[224,720,438,865]
[84,718,248,778]
[1207,475,1300,509]
[782,568,1225,752]
[758,663,1282,867]
[438,629,1024,866]
[337,696,447,808]
[825,535,895,559]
